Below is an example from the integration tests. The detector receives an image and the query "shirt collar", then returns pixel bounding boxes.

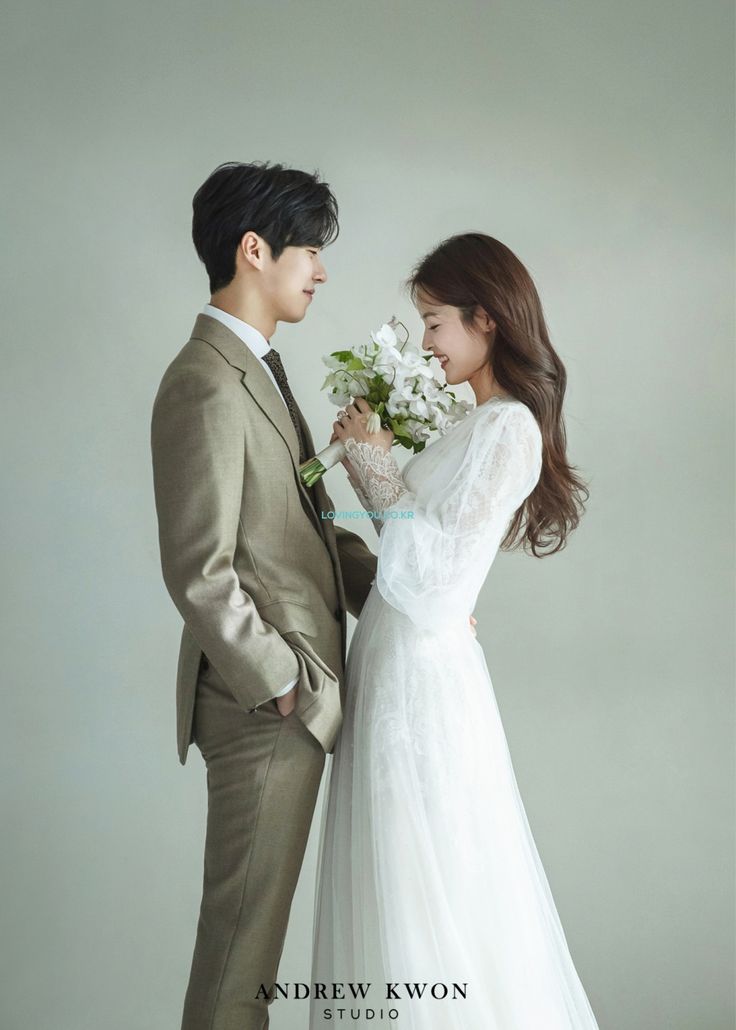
[201,303,271,359]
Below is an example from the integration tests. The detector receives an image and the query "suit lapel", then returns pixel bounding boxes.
[190,314,332,545]
[295,406,349,618]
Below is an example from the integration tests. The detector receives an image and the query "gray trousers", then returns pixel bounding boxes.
[181,656,325,1030]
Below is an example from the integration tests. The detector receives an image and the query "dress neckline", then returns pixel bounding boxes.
[473,392,515,411]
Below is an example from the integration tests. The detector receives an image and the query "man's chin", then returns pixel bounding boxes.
[279,306,308,325]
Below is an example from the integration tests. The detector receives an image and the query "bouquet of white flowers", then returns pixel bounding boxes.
[299,317,472,487]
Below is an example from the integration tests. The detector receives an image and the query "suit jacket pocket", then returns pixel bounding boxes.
[256,598,320,639]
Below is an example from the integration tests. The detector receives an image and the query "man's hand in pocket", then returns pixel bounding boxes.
[276,683,298,717]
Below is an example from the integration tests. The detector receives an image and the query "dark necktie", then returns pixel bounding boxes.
[262,347,309,466]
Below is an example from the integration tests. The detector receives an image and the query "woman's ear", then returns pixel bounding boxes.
[474,306,496,333]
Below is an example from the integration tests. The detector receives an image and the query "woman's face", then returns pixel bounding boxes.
[413,287,495,386]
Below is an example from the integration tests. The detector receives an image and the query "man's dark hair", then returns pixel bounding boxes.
[191,161,339,293]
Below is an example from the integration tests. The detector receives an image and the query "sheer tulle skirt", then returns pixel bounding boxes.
[309,584,600,1030]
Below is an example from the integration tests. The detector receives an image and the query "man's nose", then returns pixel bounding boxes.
[314,258,327,283]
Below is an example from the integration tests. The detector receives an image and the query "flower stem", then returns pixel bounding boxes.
[299,457,328,487]
[299,439,347,486]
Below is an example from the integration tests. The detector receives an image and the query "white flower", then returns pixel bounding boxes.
[366,411,382,433]
[413,362,435,380]
[398,348,422,369]
[323,354,347,370]
[333,370,353,392]
[388,382,415,405]
[347,371,372,397]
[386,393,411,417]
[370,323,398,349]
[329,388,352,407]
[409,421,430,443]
[317,319,476,464]
[323,370,355,407]
[408,395,429,419]
[433,391,452,411]
[372,346,405,376]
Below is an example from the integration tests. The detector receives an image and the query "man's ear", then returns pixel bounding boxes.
[238,230,268,270]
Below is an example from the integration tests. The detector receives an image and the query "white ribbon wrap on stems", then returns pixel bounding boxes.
[299,412,382,486]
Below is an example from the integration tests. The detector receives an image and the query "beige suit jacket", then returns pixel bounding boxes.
[150,313,377,763]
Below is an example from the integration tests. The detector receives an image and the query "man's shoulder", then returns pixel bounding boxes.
[152,332,244,418]
[156,330,237,386]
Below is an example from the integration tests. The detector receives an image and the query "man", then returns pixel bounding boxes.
[150,160,377,1029]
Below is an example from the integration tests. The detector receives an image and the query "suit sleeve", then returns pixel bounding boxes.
[332,524,378,619]
[272,674,299,698]
[151,368,300,709]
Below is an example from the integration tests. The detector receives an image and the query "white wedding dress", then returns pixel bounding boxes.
[309,395,600,1030]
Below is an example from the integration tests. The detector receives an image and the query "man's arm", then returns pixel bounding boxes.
[151,367,300,711]
[273,675,298,698]
[333,524,377,619]
[319,458,378,618]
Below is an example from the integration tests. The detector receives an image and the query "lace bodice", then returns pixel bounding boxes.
[344,398,543,629]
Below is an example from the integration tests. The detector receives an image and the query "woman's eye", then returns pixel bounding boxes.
[429,325,439,331]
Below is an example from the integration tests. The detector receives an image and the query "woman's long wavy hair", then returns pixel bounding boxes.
[406,232,588,557]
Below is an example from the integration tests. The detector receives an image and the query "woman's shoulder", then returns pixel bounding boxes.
[468,397,542,471]
[473,395,540,436]
[429,395,539,463]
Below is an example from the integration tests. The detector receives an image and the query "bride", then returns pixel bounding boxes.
[309,233,600,1030]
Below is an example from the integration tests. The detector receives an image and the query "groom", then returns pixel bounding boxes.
[150,160,378,1029]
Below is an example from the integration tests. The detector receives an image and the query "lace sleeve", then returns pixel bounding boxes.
[345,469,372,512]
[344,466,385,536]
[343,438,408,523]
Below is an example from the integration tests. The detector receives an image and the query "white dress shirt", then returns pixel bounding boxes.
[202,303,298,701]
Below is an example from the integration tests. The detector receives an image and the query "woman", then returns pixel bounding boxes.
[309,233,599,1029]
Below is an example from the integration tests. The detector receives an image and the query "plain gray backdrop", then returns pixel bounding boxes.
[1,2,733,1029]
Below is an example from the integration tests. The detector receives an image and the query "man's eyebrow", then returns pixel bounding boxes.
[419,310,440,320]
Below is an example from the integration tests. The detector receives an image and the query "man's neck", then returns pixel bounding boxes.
[208,288,276,341]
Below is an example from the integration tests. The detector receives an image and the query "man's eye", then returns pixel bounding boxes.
[429,325,439,331]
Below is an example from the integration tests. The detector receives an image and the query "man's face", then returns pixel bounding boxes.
[262,243,327,323]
